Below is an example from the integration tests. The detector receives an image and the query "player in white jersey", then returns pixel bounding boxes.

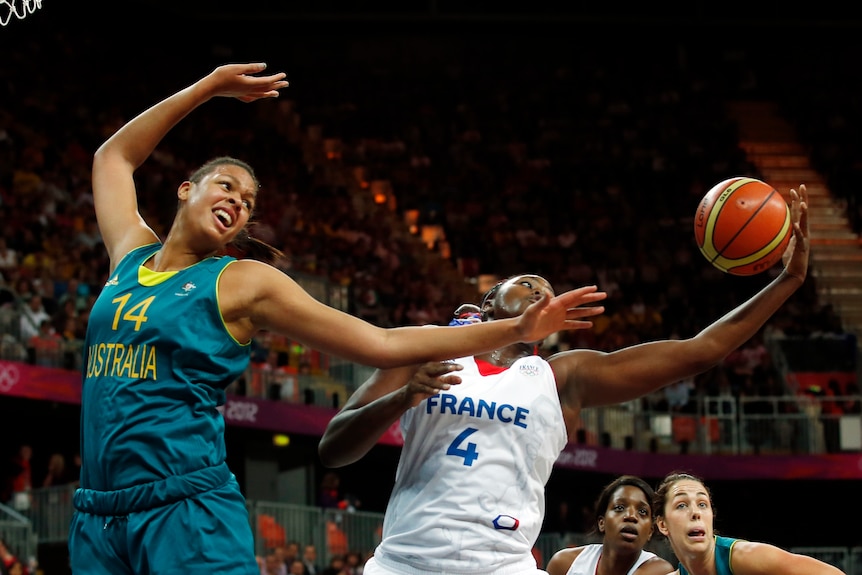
[545,475,672,575]
[382,353,564,573]
[319,188,808,574]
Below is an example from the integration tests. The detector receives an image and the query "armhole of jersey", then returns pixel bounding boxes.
[113,242,160,272]
[727,538,737,574]
[216,260,250,348]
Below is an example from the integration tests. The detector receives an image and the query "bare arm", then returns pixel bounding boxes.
[636,557,677,575]
[552,185,809,410]
[318,361,463,467]
[220,263,606,368]
[92,63,288,270]
[731,540,846,575]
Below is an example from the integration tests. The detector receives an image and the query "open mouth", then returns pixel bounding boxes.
[620,526,639,540]
[214,208,234,228]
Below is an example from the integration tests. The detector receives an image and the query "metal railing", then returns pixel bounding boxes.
[15,486,860,574]
[0,501,38,565]
[250,501,383,561]
[573,395,861,456]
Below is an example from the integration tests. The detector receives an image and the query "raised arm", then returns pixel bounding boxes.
[92,63,288,269]
[318,361,463,467]
[553,185,809,410]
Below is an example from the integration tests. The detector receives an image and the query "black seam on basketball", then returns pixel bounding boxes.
[714,185,777,258]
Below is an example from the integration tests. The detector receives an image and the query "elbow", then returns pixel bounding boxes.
[317,438,336,468]
[318,449,351,469]
[317,437,352,469]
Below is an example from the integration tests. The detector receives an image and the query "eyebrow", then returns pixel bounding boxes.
[673,491,709,499]
[216,172,257,195]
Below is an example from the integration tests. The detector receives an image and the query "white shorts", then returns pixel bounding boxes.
[363,554,549,575]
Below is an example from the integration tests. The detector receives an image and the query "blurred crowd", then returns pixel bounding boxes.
[0,26,857,416]
[3,15,862,575]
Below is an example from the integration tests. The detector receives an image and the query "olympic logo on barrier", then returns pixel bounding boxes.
[0,362,21,392]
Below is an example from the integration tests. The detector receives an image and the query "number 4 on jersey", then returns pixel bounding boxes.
[446,427,479,466]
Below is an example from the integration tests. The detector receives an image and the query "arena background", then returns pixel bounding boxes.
[1,0,861,572]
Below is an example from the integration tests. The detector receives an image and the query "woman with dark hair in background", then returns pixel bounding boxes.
[545,475,673,575]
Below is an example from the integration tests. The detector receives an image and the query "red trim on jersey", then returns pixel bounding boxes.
[475,358,509,376]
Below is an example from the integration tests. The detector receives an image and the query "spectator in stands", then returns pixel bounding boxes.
[664,376,696,413]
[5,560,25,575]
[6,444,31,512]
[343,551,364,575]
[277,542,300,572]
[322,554,347,575]
[69,62,604,575]
[545,475,673,575]
[0,537,25,575]
[27,318,62,367]
[69,452,82,488]
[301,544,321,575]
[260,549,287,575]
[654,471,846,574]
[318,471,343,509]
[41,452,71,487]
[319,194,810,575]
[18,293,50,344]
[0,237,18,280]
[10,278,34,303]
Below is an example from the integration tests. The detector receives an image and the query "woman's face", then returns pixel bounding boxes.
[179,164,257,249]
[656,479,714,557]
[490,275,554,320]
[598,485,654,551]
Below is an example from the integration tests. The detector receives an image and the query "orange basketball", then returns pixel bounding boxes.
[694,177,793,276]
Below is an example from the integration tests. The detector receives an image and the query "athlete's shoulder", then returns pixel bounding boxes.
[635,553,675,575]
[545,544,589,575]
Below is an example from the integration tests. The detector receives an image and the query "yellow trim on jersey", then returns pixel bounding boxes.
[138,265,178,286]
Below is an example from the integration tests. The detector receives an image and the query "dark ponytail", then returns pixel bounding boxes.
[224,225,284,265]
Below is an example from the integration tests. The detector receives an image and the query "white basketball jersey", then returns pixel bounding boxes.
[372,355,567,573]
[566,544,659,575]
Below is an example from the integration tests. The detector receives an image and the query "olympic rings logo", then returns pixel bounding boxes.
[0,362,21,392]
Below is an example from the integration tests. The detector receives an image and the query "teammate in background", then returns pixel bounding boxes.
[545,475,673,575]
[318,185,810,575]
[653,471,845,575]
[68,62,607,575]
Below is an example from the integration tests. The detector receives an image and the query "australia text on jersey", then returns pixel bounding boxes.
[86,343,158,380]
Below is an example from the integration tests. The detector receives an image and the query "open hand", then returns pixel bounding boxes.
[782,184,809,282]
[516,284,607,343]
[399,362,464,408]
[203,62,289,103]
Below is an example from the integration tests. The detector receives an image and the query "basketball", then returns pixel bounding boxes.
[694,177,793,276]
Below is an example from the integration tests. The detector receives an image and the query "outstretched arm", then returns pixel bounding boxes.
[318,361,463,467]
[554,185,809,410]
[223,266,607,368]
[731,540,845,575]
[92,63,288,269]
